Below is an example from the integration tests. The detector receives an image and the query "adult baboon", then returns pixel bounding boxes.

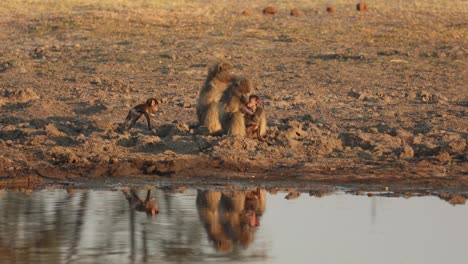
[196,61,234,134]
[219,77,253,136]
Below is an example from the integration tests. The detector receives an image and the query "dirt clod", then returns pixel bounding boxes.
[326,7,336,14]
[290,8,302,17]
[356,2,369,11]
[262,6,277,15]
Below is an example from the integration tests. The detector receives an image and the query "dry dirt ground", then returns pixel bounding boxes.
[0,0,467,190]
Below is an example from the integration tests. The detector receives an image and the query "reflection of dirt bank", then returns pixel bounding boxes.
[1,1,467,190]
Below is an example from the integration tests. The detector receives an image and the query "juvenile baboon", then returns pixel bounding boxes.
[196,62,234,134]
[121,98,159,130]
[122,188,159,216]
[243,95,267,141]
[219,77,253,136]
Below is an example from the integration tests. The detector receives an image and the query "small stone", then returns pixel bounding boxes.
[436,151,452,162]
[406,91,417,99]
[90,78,102,85]
[326,6,336,14]
[356,2,368,11]
[263,6,277,15]
[241,10,254,16]
[399,145,414,159]
[419,91,432,102]
[285,192,300,200]
[290,8,302,16]
[449,195,466,205]
[163,150,176,156]
[45,124,65,137]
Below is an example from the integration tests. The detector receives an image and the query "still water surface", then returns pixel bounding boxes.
[0,188,467,264]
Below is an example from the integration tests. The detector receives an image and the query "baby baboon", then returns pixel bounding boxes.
[219,77,253,136]
[122,98,159,130]
[242,94,267,141]
[196,61,234,134]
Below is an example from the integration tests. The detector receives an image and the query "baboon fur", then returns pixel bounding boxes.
[219,77,253,136]
[196,61,234,134]
[245,107,268,139]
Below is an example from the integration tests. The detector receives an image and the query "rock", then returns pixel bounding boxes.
[399,145,414,159]
[433,93,449,104]
[448,195,466,205]
[439,194,466,205]
[356,2,368,11]
[90,77,102,85]
[326,6,336,14]
[406,91,417,99]
[176,122,190,132]
[448,139,466,154]
[33,47,47,58]
[419,90,432,102]
[290,8,302,16]
[436,151,452,162]
[263,6,277,15]
[285,192,300,200]
[241,10,254,16]
[50,146,80,164]
[45,124,65,137]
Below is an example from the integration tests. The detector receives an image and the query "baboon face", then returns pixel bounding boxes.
[213,62,233,82]
[146,98,159,112]
[234,78,253,103]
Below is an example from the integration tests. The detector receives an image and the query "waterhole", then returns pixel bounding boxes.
[0,188,467,264]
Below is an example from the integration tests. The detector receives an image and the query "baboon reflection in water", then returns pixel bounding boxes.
[196,188,266,252]
[122,188,159,216]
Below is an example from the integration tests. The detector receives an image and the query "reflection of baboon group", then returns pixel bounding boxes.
[196,188,266,252]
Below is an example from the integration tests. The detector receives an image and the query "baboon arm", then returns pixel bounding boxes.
[252,108,264,123]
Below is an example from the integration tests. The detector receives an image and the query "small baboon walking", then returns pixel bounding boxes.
[121,98,159,130]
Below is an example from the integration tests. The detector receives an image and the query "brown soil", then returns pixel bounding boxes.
[0,0,467,191]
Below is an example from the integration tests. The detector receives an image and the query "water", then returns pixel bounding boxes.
[0,188,467,264]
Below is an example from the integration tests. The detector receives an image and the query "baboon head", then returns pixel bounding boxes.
[207,61,233,82]
[146,98,159,112]
[233,77,253,103]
